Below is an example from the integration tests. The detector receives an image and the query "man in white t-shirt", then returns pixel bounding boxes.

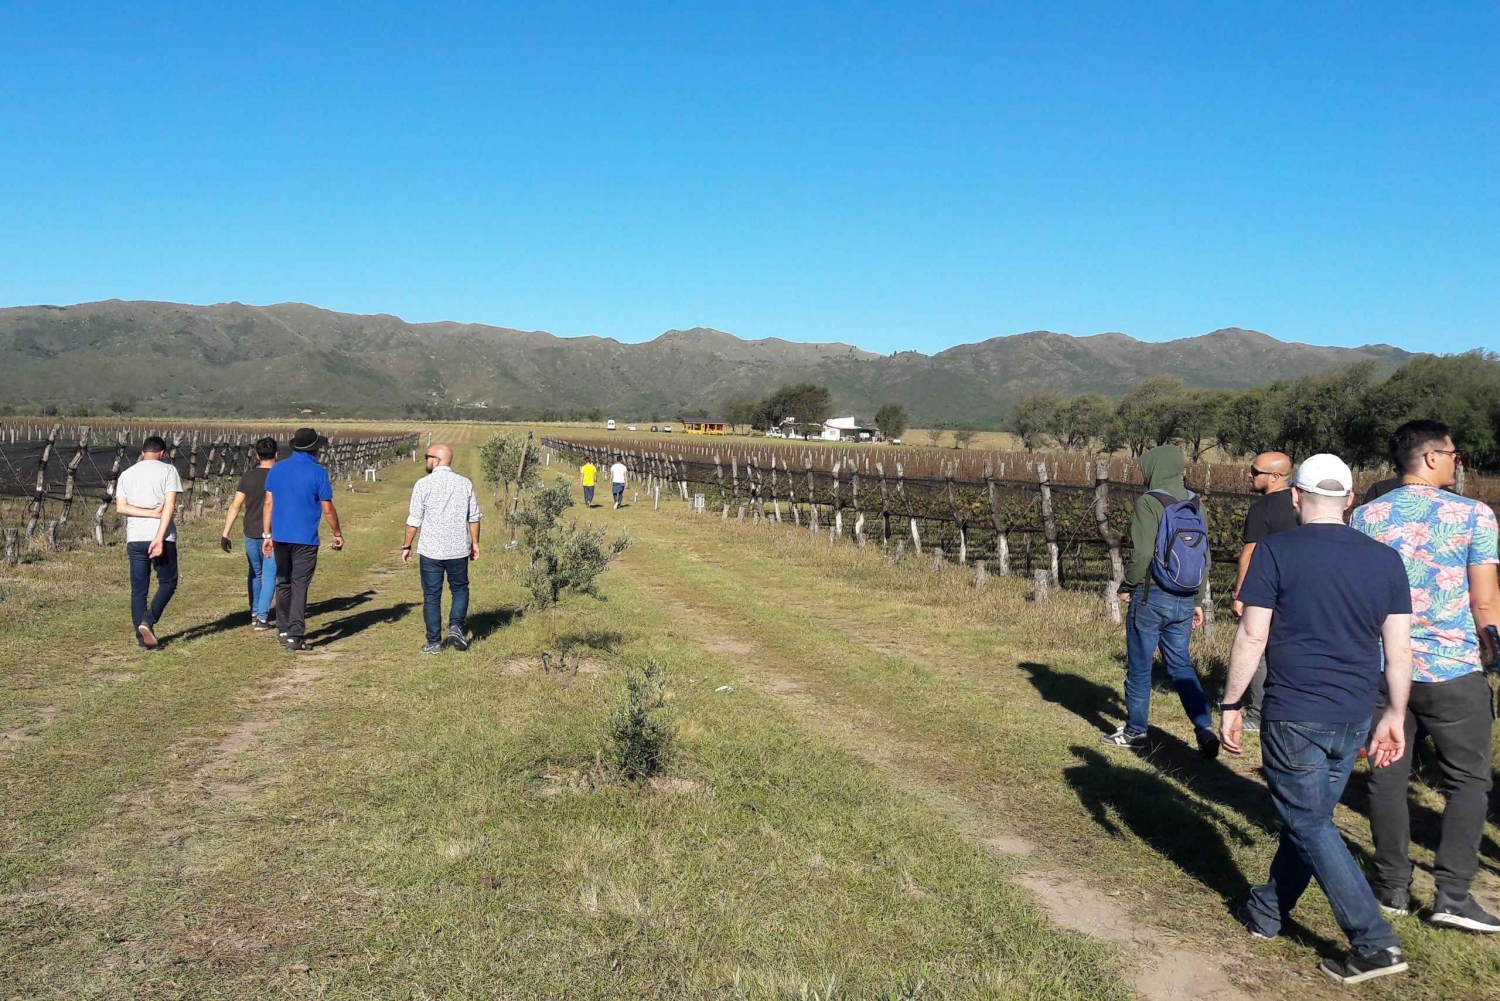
[610,458,628,509]
[115,436,183,649]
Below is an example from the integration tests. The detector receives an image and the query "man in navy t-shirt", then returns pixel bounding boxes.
[263,428,343,652]
[1220,454,1414,986]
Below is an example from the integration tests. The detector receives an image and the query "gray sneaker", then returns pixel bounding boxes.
[447,626,470,651]
[421,642,442,655]
[1430,892,1500,933]
[1100,726,1146,748]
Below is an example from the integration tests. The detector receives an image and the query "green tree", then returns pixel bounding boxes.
[754,383,833,430]
[722,395,759,434]
[514,479,631,611]
[925,427,946,448]
[1007,392,1063,450]
[478,431,542,512]
[952,423,979,449]
[1172,390,1227,462]
[107,395,137,415]
[1215,389,1287,458]
[874,402,908,440]
[1057,393,1114,452]
[1109,377,1185,456]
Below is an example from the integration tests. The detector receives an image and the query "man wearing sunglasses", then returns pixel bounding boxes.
[1231,451,1295,732]
[1351,419,1500,932]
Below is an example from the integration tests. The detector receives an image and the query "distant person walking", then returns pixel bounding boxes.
[263,428,343,652]
[402,443,481,655]
[116,436,182,649]
[1230,450,1295,732]
[610,456,628,509]
[1222,453,1414,984]
[220,437,279,631]
[580,459,598,507]
[1350,419,1500,932]
[1103,444,1217,756]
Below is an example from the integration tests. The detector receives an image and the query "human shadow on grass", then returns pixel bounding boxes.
[556,628,625,655]
[467,605,524,642]
[161,589,378,645]
[303,601,414,645]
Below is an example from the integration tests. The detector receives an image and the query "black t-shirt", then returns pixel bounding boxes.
[1238,523,1412,723]
[1363,477,1401,504]
[236,466,271,539]
[1241,489,1298,544]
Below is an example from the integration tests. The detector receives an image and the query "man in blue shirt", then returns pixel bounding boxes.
[1220,454,1414,985]
[262,428,343,652]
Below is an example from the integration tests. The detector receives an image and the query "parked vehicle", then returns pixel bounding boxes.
[891,438,902,445]
[766,429,784,439]
[627,425,638,432]
[650,425,660,432]
[606,419,616,431]
[663,424,673,433]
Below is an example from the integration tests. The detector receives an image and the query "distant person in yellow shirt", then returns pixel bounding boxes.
[580,461,598,507]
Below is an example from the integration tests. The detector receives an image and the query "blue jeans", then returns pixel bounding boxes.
[612,483,625,505]
[244,537,276,620]
[127,541,178,642]
[420,555,470,643]
[583,485,595,505]
[1124,584,1211,736]
[1242,721,1401,956]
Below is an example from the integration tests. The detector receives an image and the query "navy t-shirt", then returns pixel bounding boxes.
[1237,523,1411,723]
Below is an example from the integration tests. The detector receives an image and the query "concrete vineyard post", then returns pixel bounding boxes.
[1037,461,1059,585]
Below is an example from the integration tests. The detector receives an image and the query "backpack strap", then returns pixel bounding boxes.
[1145,490,1177,507]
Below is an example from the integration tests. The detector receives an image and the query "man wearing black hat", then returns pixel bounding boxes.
[262,428,343,652]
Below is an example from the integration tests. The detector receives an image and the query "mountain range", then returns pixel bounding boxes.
[0,299,1413,424]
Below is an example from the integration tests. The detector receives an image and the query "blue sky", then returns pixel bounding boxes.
[2,2,1495,354]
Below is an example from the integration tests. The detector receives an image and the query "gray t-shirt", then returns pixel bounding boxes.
[117,458,183,543]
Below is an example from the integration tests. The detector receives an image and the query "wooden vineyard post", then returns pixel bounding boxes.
[1037,461,1059,585]
[714,453,727,519]
[26,423,62,537]
[507,431,533,543]
[851,464,864,546]
[984,460,1010,575]
[831,462,842,540]
[787,457,801,527]
[896,461,920,554]
[876,461,890,545]
[58,427,90,525]
[1094,459,1124,623]
[1200,465,1215,635]
[769,456,782,522]
[805,456,818,535]
[185,435,202,520]
[95,431,128,545]
[749,456,761,524]
[1033,568,1050,602]
[3,529,18,566]
[945,462,966,564]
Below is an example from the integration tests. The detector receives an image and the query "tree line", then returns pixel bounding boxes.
[1005,352,1500,470]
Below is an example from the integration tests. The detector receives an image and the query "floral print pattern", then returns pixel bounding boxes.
[1352,484,1499,682]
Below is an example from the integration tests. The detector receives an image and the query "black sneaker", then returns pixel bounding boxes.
[1318,947,1408,985]
[283,637,305,654]
[1375,886,1411,917]
[252,617,270,632]
[137,623,159,649]
[447,626,470,651]
[1429,892,1500,933]
[1196,727,1221,760]
[1100,726,1146,748]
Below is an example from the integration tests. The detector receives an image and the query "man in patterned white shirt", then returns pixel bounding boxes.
[1351,419,1500,933]
[402,444,482,654]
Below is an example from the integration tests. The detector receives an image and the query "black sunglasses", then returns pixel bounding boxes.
[1249,467,1283,478]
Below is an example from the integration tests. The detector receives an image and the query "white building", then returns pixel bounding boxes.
[820,416,876,442]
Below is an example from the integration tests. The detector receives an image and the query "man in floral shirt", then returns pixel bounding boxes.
[1351,419,1500,933]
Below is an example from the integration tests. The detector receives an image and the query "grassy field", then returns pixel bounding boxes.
[3,424,1498,999]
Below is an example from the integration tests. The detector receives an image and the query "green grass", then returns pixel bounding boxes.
[1,441,1131,1000]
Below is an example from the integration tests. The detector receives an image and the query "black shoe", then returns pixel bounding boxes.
[1375,886,1411,917]
[1100,726,1146,748]
[447,626,470,651]
[1318,948,1408,985]
[283,637,305,654]
[252,617,270,632]
[1196,727,1221,759]
[1429,892,1500,933]
[137,623,159,649]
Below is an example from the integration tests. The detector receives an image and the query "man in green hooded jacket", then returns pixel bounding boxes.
[1103,444,1219,756]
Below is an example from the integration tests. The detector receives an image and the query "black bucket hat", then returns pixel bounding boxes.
[291,427,320,451]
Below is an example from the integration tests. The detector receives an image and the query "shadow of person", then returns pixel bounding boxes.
[557,628,626,656]
[1063,744,1256,901]
[467,605,524,642]
[304,601,413,645]
[161,589,379,645]
[1019,661,1125,735]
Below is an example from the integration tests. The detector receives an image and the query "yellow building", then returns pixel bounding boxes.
[682,417,728,435]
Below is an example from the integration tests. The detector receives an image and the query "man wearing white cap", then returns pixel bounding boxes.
[1221,453,1415,984]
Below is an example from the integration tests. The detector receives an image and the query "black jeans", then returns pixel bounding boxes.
[419,555,470,643]
[127,541,178,642]
[1367,671,1495,898]
[273,542,320,640]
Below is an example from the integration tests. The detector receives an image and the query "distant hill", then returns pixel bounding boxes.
[0,300,1412,424]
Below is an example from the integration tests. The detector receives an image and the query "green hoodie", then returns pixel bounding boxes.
[1122,444,1208,603]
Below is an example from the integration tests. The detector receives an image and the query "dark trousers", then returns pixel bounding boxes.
[127,541,178,642]
[583,485,595,506]
[273,542,319,640]
[419,555,470,643]
[1246,656,1268,722]
[1243,720,1400,955]
[1367,671,1495,898]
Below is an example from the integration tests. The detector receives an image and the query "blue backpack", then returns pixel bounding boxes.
[1146,490,1209,596]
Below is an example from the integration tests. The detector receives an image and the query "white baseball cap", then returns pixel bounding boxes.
[1293,453,1354,497]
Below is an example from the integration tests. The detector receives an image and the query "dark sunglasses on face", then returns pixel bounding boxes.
[425,453,440,460]
[1250,467,1282,478]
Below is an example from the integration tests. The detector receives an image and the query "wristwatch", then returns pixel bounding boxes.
[262,532,272,540]
[1219,698,1246,712]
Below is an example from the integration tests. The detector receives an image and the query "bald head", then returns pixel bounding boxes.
[428,443,453,467]
[1251,451,1291,494]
